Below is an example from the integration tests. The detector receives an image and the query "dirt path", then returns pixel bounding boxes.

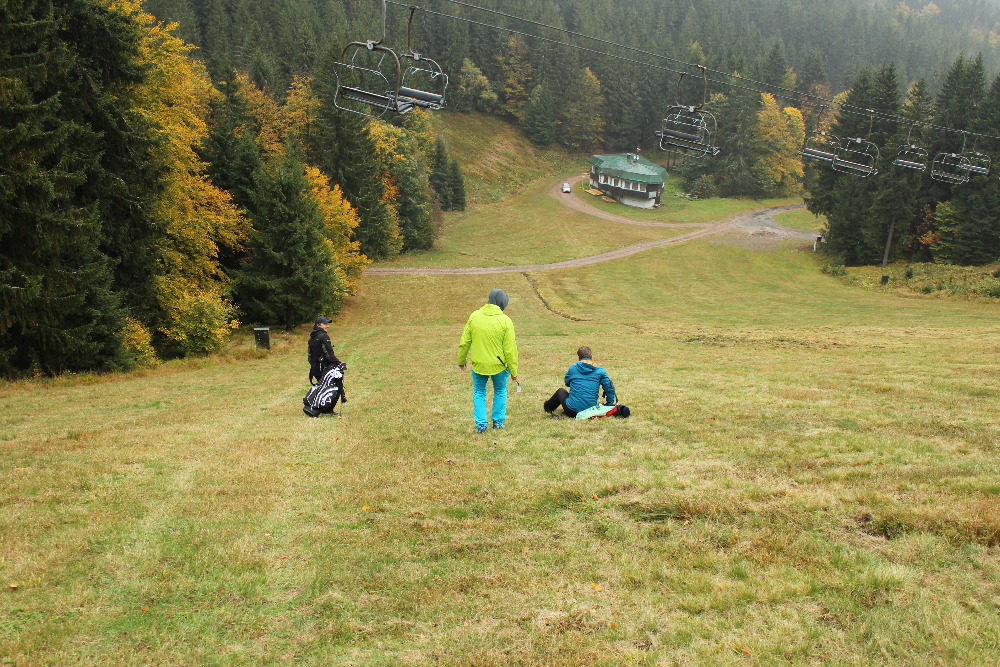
[365,181,808,276]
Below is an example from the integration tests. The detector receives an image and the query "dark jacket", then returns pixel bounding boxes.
[308,327,341,383]
[564,359,615,412]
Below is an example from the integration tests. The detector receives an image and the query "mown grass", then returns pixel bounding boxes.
[4,150,1000,663]
[376,178,690,269]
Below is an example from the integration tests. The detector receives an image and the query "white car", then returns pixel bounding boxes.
[561,182,571,193]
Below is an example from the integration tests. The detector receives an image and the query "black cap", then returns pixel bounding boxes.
[315,316,332,324]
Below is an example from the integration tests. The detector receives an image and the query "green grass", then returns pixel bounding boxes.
[774,207,827,233]
[375,179,690,269]
[437,112,586,204]
[833,261,1000,301]
[4,129,1000,664]
[581,178,801,224]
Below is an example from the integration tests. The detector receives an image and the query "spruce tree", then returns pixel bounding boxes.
[201,75,265,213]
[1,0,161,375]
[233,150,338,331]
[391,131,436,252]
[429,138,454,210]
[521,83,556,147]
[448,158,467,212]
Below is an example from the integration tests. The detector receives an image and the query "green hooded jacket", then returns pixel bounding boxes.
[457,304,518,377]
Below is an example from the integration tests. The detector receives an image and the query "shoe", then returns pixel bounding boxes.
[303,406,319,418]
[492,422,505,429]
[476,425,488,433]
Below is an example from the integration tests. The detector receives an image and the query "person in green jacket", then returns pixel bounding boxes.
[458,288,518,433]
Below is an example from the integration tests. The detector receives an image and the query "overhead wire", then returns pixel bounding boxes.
[384,0,1000,143]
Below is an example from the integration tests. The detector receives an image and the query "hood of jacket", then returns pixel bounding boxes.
[310,327,326,340]
[478,303,505,317]
[573,359,597,374]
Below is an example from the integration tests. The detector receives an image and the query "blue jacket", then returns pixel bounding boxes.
[564,359,615,412]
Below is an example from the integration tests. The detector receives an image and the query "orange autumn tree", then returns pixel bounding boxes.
[106,0,247,357]
[304,166,367,297]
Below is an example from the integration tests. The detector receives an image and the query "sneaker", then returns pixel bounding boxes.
[303,406,320,418]
[476,425,488,433]
[492,422,505,429]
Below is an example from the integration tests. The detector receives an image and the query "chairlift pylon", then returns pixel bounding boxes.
[654,67,719,157]
[832,110,879,177]
[931,132,972,185]
[892,124,928,172]
[396,5,449,111]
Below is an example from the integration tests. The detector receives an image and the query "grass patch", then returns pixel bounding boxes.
[437,111,586,205]
[830,261,1000,301]
[774,208,827,233]
[4,132,1000,662]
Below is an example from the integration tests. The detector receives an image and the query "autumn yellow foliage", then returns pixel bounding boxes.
[104,0,247,356]
[754,93,805,196]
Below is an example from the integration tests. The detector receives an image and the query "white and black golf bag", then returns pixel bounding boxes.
[303,362,347,416]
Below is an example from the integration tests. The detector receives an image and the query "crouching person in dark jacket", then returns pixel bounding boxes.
[303,316,347,417]
[544,346,615,418]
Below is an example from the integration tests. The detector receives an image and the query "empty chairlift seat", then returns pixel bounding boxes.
[801,131,839,164]
[893,144,928,171]
[930,152,972,185]
[656,107,719,156]
[833,137,879,178]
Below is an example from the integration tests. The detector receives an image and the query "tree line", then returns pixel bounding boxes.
[1,0,464,377]
[6,0,1000,376]
[144,0,1000,153]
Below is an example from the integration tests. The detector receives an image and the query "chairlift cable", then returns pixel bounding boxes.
[406,0,1000,143]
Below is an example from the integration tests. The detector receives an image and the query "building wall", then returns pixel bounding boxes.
[589,170,663,208]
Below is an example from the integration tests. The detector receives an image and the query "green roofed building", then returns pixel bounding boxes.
[588,153,669,208]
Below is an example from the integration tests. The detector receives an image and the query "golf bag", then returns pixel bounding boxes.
[303,362,347,417]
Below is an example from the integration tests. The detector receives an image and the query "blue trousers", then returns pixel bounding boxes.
[471,369,509,429]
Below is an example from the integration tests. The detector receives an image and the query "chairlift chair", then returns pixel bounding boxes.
[833,137,879,177]
[962,135,991,176]
[930,152,972,185]
[333,1,407,119]
[831,110,879,178]
[395,5,449,111]
[931,132,974,184]
[334,42,407,118]
[892,125,928,171]
[800,130,839,164]
[655,108,719,156]
[655,67,719,157]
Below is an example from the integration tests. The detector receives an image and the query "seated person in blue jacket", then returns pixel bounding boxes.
[543,346,616,418]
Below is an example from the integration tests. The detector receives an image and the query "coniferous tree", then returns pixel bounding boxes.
[798,49,828,96]
[233,149,338,330]
[933,66,1000,264]
[521,83,557,147]
[201,75,265,213]
[1,0,162,375]
[448,158,467,212]
[429,138,454,210]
